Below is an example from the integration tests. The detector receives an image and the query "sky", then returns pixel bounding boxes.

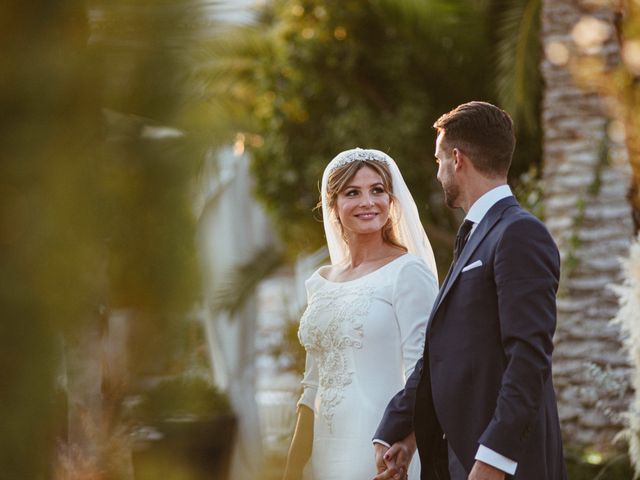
[210,0,259,24]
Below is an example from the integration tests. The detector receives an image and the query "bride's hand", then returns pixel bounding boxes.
[374,443,403,480]
[372,433,415,480]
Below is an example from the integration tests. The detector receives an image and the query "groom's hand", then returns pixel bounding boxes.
[468,460,506,480]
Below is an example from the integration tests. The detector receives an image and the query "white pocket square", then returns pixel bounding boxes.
[462,260,483,272]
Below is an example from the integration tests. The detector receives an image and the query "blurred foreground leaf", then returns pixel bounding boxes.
[0,0,231,477]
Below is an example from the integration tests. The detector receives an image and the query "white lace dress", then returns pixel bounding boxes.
[297,253,438,480]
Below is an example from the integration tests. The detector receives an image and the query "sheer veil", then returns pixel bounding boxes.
[320,148,438,281]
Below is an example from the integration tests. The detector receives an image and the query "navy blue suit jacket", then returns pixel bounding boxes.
[375,197,567,480]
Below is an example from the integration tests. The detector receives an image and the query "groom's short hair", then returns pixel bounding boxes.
[433,101,515,178]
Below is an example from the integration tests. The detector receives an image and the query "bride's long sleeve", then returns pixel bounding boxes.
[297,274,320,412]
[392,259,439,380]
[297,352,318,412]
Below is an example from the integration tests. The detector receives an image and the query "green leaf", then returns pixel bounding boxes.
[495,0,542,135]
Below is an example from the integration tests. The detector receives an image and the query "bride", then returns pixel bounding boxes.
[283,148,439,480]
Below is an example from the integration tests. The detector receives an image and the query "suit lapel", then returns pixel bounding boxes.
[431,196,519,316]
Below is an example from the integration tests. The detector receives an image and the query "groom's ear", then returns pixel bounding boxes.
[452,147,465,172]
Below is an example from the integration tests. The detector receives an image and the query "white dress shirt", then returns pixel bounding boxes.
[464,184,513,239]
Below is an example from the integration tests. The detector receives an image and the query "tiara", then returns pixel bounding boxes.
[328,148,391,173]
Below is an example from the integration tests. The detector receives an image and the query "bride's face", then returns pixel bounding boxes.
[335,166,391,239]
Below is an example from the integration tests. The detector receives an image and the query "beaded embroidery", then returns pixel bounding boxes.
[328,148,391,174]
[298,282,375,431]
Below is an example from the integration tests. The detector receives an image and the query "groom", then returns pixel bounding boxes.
[373,102,566,480]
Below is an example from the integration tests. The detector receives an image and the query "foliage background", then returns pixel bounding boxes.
[209,0,543,274]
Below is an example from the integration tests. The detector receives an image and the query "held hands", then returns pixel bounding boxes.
[372,433,416,480]
[373,443,401,480]
[468,460,506,480]
[373,444,506,480]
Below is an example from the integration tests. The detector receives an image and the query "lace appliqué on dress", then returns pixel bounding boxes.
[299,283,375,432]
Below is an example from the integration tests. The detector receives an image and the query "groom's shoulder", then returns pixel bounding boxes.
[499,205,557,249]
[502,202,548,231]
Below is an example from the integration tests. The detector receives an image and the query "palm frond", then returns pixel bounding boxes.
[211,246,285,317]
[495,0,542,135]
[185,23,275,137]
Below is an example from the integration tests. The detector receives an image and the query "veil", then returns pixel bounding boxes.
[320,148,438,281]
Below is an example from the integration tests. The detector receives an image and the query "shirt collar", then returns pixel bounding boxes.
[465,184,513,225]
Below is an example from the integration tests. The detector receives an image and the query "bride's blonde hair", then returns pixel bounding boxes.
[320,159,407,252]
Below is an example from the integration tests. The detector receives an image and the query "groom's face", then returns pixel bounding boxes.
[435,131,460,209]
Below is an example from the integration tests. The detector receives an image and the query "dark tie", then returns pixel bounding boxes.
[453,219,474,262]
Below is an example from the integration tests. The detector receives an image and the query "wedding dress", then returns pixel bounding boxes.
[297,253,438,480]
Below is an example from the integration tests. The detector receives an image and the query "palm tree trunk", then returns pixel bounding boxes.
[541,0,633,449]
